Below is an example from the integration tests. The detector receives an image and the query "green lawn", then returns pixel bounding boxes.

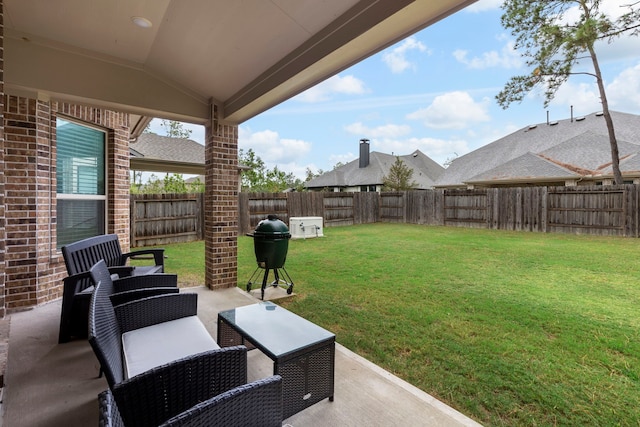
[138,224,640,426]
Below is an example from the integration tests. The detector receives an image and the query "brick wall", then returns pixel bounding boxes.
[204,105,239,289]
[3,98,130,311]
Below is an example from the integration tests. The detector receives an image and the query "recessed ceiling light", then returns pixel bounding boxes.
[131,16,152,29]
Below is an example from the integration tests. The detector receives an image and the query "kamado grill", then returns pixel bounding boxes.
[246,215,294,300]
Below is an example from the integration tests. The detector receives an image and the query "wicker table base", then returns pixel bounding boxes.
[217,302,335,419]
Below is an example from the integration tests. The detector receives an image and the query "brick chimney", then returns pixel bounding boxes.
[359,139,370,168]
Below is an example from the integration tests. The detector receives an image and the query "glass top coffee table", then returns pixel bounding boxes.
[217,301,335,419]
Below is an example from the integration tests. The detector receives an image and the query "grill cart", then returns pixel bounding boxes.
[246,215,294,300]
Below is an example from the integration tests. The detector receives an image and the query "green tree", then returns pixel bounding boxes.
[238,149,302,192]
[497,0,640,184]
[131,173,204,194]
[163,173,189,193]
[159,119,192,139]
[382,157,417,191]
[186,177,205,193]
[239,148,267,191]
[141,174,165,193]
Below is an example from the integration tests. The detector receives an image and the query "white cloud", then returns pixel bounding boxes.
[344,122,411,139]
[238,127,312,166]
[295,74,368,102]
[382,37,429,74]
[371,137,470,166]
[453,39,522,69]
[606,63,640,112]
[407,91,491,130]
[546,81,602,114]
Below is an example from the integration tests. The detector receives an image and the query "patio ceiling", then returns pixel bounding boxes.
[4,0,476,125]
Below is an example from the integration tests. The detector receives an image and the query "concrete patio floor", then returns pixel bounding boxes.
[3,285,483,427]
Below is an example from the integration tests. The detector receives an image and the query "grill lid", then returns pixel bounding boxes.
[252,214,291,238]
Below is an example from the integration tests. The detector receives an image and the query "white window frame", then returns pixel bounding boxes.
[56,116,108,246]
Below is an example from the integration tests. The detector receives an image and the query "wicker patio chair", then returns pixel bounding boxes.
[99,375,283,427]
[59,234,169,343]
[88,260,250,427]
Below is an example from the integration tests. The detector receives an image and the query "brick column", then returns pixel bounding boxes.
[204,104,238,289]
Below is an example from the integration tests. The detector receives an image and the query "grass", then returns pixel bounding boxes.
[135,224,640,426]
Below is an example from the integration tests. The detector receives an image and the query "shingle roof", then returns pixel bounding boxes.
[305,149,444,189]
[436,111,640,187]
[131,133,204,164]
[468,152,578,184]
[129,133,205,174]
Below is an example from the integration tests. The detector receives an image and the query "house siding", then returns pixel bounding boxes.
[3,96,130,311]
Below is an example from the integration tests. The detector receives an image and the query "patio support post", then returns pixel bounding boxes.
[204,101,239,289]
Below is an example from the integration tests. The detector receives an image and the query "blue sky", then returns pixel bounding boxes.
[148,0,640,180]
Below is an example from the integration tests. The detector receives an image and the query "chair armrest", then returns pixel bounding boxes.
[121,248,165,267]
[112,346,248,427]
[159,375,283,427]
[107,266,135,278]
[62,270,93,292]
[109,287,179,307]
[114,293,197,333]
[112,274,178,293]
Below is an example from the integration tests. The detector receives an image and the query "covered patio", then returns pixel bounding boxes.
[1,0,481,425]
[4,286,482,426]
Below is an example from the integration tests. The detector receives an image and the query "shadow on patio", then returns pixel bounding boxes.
[4,286,482,427]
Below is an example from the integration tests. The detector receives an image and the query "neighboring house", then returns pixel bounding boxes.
[130,133,206,175]
[436,111,640,189]
[305,139,444,192]
[130,133,250,191]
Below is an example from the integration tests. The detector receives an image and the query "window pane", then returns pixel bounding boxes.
[56,118,105,195]
[57,199,106,247]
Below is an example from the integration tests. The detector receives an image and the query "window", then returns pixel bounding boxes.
[56,118,106,247]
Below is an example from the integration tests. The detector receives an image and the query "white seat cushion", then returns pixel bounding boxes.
[122,316,220,379]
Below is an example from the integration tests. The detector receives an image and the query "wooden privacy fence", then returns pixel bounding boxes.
[130,193,204,247]
[131,185,640,246]
[240,185,640,237]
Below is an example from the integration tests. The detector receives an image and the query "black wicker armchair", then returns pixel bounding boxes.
[59,234,171,343]
[99,375,283,427]
[88,260,252,427]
